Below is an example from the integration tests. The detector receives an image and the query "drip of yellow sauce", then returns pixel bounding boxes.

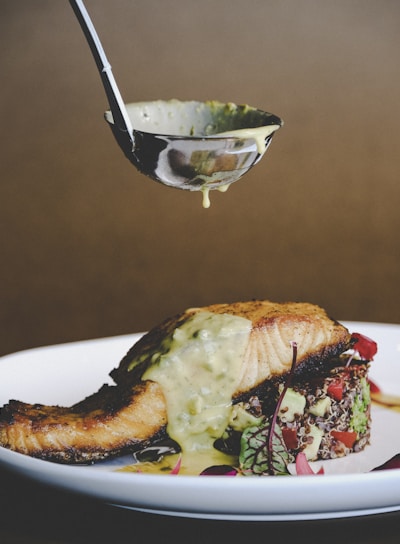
[201,183,230,209]
[201,187,211,209]
[120,450,238,476]
[218,124,280,155]
[199,124,279,208]
[140,311,252,473]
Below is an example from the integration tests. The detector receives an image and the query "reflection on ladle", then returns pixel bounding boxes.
[69,0,283,207]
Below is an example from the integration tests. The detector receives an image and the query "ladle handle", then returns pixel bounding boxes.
[69,0,134,141]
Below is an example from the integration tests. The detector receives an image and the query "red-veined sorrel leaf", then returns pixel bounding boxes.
[239,422,291,476]
[239,341,298,476]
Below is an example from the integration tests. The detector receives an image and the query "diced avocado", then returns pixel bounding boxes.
[279,388,306,423]
[228,403,263,432]
[309,397,331,417]
[303,425,324,461]
[360,377,371,407]
[350,396,369,434]
[349,377,370,434]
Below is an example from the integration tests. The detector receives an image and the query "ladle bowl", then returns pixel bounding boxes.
[105,99,282,192]
[70,0,282,205]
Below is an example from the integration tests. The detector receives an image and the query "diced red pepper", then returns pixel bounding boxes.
[282,427,298,450]
[331,430,358,449]
[368,378,381,394]
[327,378,344,401]
[351,333,378,361]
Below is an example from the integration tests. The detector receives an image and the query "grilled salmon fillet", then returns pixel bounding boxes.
[0,300,351,463]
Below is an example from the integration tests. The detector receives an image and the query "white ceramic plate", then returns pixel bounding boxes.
[1,321,400,521]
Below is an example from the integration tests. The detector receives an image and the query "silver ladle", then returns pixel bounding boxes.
[69,0,283,207]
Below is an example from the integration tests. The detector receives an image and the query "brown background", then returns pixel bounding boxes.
[1,0,400,357]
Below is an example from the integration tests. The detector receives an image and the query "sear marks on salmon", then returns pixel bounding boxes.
[0,300,351,464]
[0,381,167,463]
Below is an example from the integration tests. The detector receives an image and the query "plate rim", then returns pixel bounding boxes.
[1,320,400,520]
